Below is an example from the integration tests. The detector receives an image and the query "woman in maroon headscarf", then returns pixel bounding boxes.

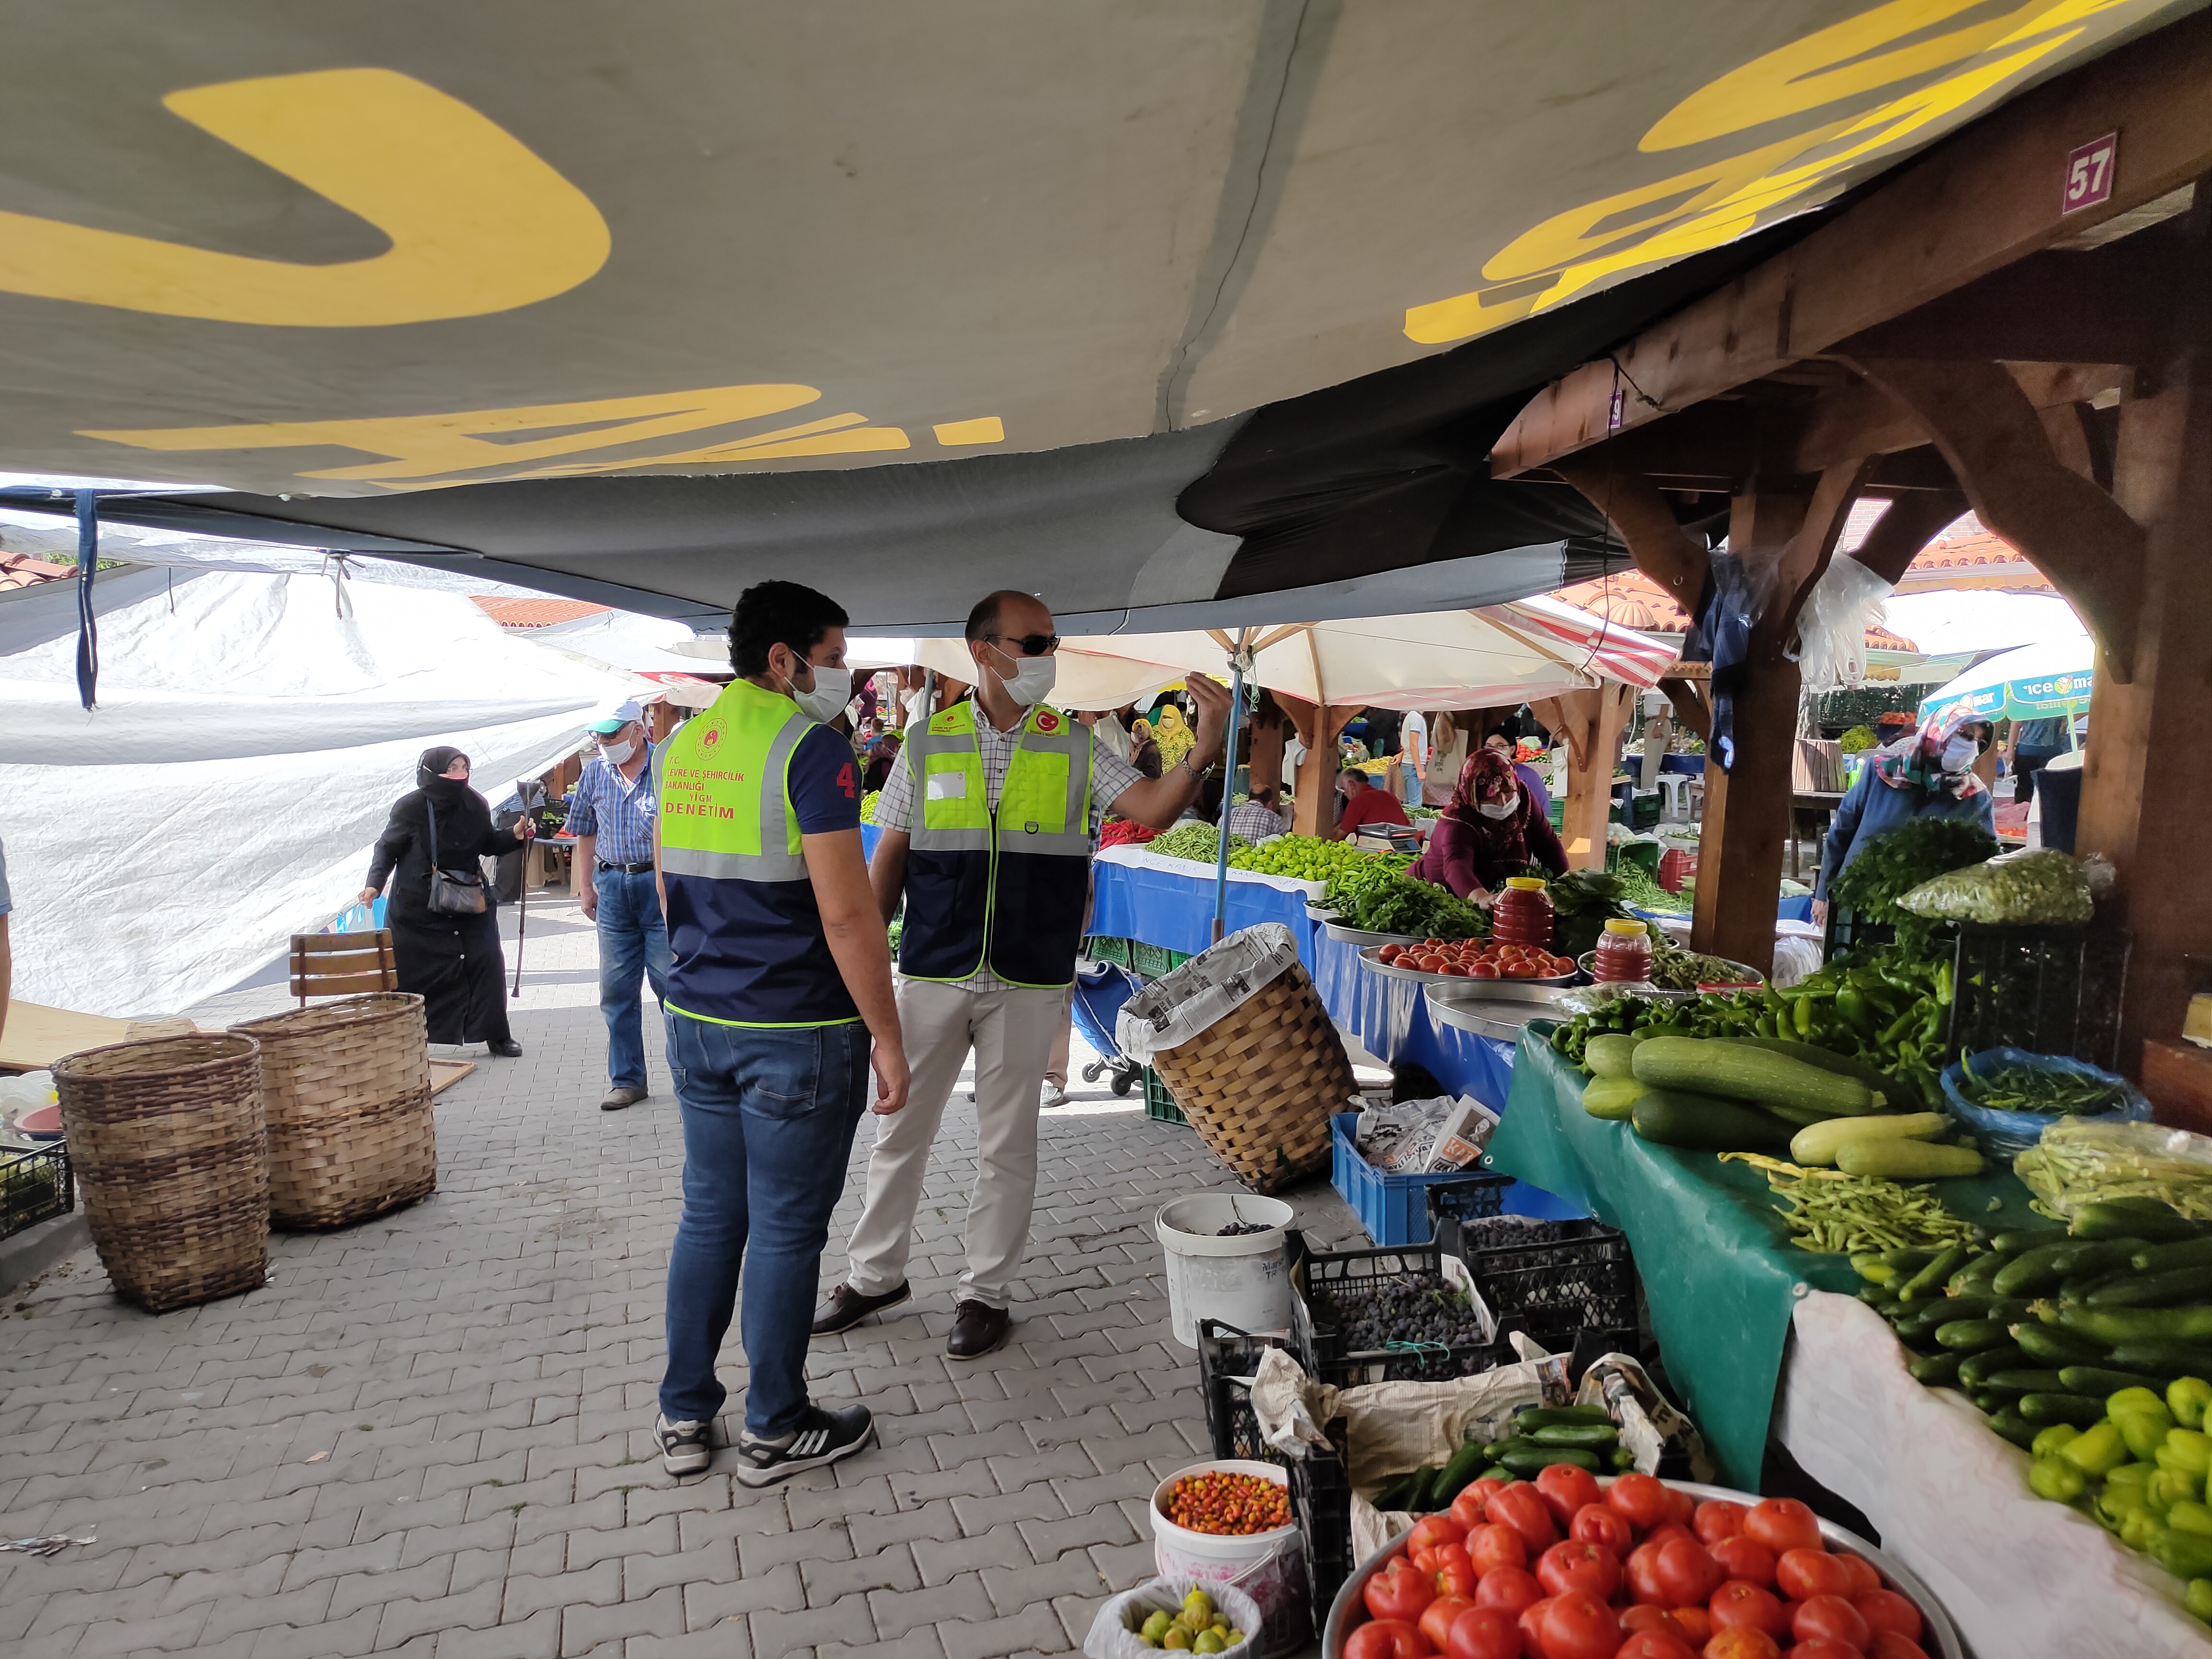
[1408,748,1569,905]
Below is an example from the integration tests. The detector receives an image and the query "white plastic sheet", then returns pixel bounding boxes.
[0,570,641,1016]
[1776,1290,2206,1659]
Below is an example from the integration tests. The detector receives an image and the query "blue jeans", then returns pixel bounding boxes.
[595,869,672,1091]
[659,1016,870,1437]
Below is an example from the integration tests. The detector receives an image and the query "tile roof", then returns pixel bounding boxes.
[469,595,611,629]
[0,552,73,592]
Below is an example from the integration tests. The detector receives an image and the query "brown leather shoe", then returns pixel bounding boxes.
[810,1281,910,1337]
[947,1300,1010,1360]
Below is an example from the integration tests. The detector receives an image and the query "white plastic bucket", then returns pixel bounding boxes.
[1155,1193,1295,1348]
[1151,1460,1307,1659]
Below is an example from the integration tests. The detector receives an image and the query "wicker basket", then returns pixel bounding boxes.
[230,993,436,1229]
[1150,960,1353,1193]
[54,1032,268,1312]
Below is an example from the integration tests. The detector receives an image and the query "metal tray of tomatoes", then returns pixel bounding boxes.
[1323,918,1426,948]
[1358,943,1579,987]
[1320,1478,1963,1659]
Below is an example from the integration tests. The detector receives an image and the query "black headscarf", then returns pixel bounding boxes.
[417,746,471,802]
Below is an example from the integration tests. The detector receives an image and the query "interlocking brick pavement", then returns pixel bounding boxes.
[1,892,1366,1656]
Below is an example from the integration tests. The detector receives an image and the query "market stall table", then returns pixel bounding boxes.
[1086,844,1322,969]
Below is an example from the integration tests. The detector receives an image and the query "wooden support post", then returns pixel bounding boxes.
[1534,686,1635,870]
[1658,676,1713,742]
[2077,349,2212,1072]
[1280,697,1356,836]
[1246,700,1286,799]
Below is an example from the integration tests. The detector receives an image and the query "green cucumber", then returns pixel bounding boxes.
[1431,1441,1490,1506]
[2087,1267,2212,1308]
[1909,1350,1966,1386]
[1995,1243,2074,1298]
[1982,1369,2071,1393]
[1937,1318,2013,1352]
[1959,1345,2032,1387]
[1630,1088,1796,1152]
[2072,1201,2207,1243]
[1496,1446,1602,1477]
[1530,1423,1618,1450]
[2010,1322,2111,1366]
[1992,1229,2061,1257]
[1372,1471,1421,1511]
[2019,1393,2111,1426]
[2109,1340,2212,1378]
[1580,1075,1648,1121]
[1899,1247,1969,1302]
[2039,1303,2212,1346]
[1988,1408,2041,1448]
[2058,1366,2171,1396]
[1631,1035,1880,1116]
[2135,1236,2212,1275]
[1512,1406,1613,1432]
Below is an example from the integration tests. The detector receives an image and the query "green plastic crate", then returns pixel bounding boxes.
[1130,940,1192,979]
[1085,935,1133,969]
[1143,1068,1189,1126]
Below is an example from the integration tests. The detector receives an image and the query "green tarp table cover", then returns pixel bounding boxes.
[1489,1026,2044,1490]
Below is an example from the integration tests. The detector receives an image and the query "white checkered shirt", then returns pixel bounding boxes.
[876,709,1146,992]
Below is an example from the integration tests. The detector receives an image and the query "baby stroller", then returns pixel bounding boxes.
[1070,957,1144,1095]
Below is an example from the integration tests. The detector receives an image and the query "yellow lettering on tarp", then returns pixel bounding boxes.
[1404,0,2147,345]
[0,69,608,327]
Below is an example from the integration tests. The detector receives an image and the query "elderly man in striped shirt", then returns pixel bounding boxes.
[570,698,673,1111]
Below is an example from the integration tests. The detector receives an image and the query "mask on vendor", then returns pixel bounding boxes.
[1941,736,1980,772]
[1477,793,1520,820]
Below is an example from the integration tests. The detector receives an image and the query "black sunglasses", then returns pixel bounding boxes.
[987,631,1059,657]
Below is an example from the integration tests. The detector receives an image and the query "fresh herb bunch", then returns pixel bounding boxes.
[1829,817,1998,944]
[1332,870,1487,940]
[1547,868,1633,961]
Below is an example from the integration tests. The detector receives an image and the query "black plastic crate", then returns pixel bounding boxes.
[0,1142,72,1242]
[1948,922,2128,1071]
[1821,901,1895,959]
[1195,1318,1353,1618]
[1293,1243,1531,1388]
[1427,1191,1642,1373]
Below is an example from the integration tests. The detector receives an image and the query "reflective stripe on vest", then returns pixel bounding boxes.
[898,700,1093,986]
[658,696,811,881]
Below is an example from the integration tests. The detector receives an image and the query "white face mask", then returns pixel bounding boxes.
[599,737,637,765]
[783,662,853,724]
[1941,736,1980,772]
[1477,793,1520,820]
[990,649,1057,709]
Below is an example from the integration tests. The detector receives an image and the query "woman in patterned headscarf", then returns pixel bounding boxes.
[1813,700,1997,925]
[1408,747,1568,904]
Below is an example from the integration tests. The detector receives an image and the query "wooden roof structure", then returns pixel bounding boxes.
[1487,10,2212,1073]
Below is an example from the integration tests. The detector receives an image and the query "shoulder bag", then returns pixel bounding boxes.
[424,802,489,916]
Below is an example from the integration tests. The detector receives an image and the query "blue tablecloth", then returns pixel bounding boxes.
[1088,857,1321,970]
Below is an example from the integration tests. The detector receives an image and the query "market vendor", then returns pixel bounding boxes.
[1483,729,1553,820]
[1409,747,1569,905]
[815,588,1229,1360]
[1327,765,1413,841]
[1812,699,1997,926]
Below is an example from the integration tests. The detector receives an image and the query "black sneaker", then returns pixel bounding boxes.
[734,1403,875,1488]
[656,1413,712,1477]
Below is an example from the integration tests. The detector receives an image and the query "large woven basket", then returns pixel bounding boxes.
[54,1032,268,1312]
[1149,959,1353,1193]
[230,993,436,1229]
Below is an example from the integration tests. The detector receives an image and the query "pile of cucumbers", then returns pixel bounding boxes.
[1579,1031,1984,1178]
[1861,1197,2212,1450]
[1370,1406,1633,1514]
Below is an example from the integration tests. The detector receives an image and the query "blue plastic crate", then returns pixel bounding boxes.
[1329,1113,1507,1247]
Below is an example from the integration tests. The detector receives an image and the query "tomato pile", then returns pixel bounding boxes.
[1163,1470,1293,1537]
[1376,938,1577,981]
[1345,1470,1932,1659]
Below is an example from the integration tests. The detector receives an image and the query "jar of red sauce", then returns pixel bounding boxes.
[1593,918,1656,983]
[1491,877,1553,950]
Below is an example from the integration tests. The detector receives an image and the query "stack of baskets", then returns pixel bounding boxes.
[231,993,436,1228]
[54,1033,270,1312]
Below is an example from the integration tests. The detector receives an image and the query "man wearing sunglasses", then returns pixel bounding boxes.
[816,589,1228,1359]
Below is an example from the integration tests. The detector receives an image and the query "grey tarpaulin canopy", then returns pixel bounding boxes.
[0,1,2183,626]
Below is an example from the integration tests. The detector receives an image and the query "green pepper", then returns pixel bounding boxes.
[2156,1527,2212,1582]
[2028,1458,2087,1503]
[2122,1508,2166,1551]
[2171,1500,2212,1538]
[2188,1578,2212,1623]
[2161,1429,2212,1485]
[2117,1403,2178,1462]
[2150,1468,2199,1515]
[2106,1461,2157,1492]
[2061,1420,2132,1476]
[2032,1423,2084,1460]
[2172,1377,2212,1431]
[2099,1479,2151,1527]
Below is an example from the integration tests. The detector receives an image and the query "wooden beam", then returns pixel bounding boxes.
[1491,14,2212,476]
[1658,677,1712,742]
[1839,357,2147,679]
[1791,379,1927,474]
[1547,459,1708,618]
[1851,489,1970,586]
[1534,686,1635,870]
[1834,243,2180,366]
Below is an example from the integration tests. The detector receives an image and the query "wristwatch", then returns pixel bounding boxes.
[1180,752,1218,781]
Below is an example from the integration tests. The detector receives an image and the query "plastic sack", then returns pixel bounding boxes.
[1083,1575,1264,1659]
[1792,554,1895,693]
[1770,933,1825,989]
[329,895,389,934]
[1940,1046,2151,1159]
[1897,846,2093,925]
[1148,1538,1305,1659]
[2013,1118,2212,1221]
[1117,923,1302,1065]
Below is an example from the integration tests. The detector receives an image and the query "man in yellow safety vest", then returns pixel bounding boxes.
[813,589,1228,1359]
[650,580,910,1484]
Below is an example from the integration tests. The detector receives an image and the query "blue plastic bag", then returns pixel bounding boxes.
[328,896,388,934]
[1940,1046,2151,1159]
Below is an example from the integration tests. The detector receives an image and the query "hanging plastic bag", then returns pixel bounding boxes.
[1897,846,2093,925]
[1083,1575,1265,1659]
[1792,556,1894,693]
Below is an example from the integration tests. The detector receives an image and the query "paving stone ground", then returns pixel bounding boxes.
[1,892,1366,1659]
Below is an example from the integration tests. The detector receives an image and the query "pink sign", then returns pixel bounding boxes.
[2063,132,2117,214]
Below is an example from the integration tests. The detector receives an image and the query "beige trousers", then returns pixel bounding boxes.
[842,978,1063,1310]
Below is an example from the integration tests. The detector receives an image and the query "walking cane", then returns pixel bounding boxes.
[511,780,529,998]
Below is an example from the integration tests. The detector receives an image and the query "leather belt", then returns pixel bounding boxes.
[597,859,655,874]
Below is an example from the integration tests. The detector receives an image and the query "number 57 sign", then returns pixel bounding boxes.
[2064,133,2117,214]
